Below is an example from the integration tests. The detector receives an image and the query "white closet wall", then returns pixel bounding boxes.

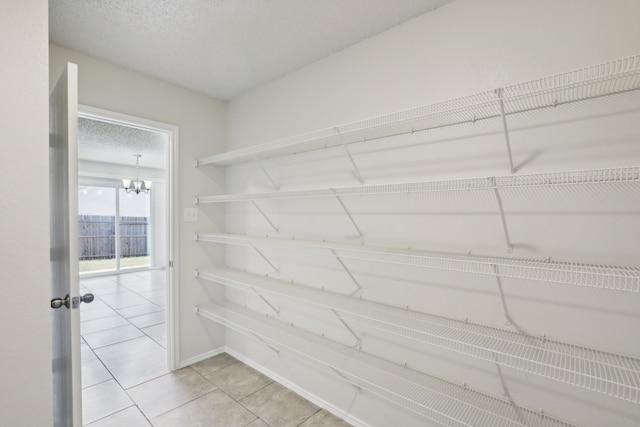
[192,1,640,426]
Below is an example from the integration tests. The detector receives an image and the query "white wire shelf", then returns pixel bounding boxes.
[195,268,640,404]
[195,302,576,427]
[195,166,640,203]
[195,234,640,292]
[196,54,640,167]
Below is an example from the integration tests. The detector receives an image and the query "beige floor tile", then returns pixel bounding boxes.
[82,379,133,425]
[300,409,353,426]
[81,300,110,313]
[129,310,166,328]
[142,323,166,341]
[83,324,144,349]
[94,336,169,389]
[81,357,112,389]
[137,289,166,299]
[245,419,270,427]
[100,290,150,309]
[117,302,163,318]
[190,353,238,376]
[128,367,216,419]
[152,390,257,427]
[240,382,320,427]
[205,361,272,400]
[148,296,166,307]
[80,306,118,322]
[85,406,151,426]
[81,277,120,291]
[82,342,98,361]
[81,314,130,335]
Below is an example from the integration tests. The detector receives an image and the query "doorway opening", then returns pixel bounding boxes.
[75,106,179,424]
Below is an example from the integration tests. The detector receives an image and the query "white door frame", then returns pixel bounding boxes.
[78,105,180,370]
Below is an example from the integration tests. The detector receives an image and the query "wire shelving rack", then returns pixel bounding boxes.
[195,55,640,167]
[195,234,640,293]
[196,268,640,404]
[195,166,640,204]
[195,302,577,427]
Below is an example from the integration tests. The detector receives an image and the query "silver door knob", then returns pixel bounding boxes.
[51,294,69,309]
[51,293,94,309]
[81,293,95,304]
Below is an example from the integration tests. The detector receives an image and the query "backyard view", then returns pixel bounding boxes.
[78,186,151,273]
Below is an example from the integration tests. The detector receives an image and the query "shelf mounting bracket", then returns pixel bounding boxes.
[495,88,515,174]
[492,264,514,326]
[250,200,279,232]
[494,354,526,422]
[491,177,513,253]
[331,309,363,349]
[330,249,363,296]
[251,154,279,190]
[251,331,280,355]
[336,129,364,184]
[330,367,362,392]
[251,286,280,315]
[332,190,363,238]
[249,241,279,273]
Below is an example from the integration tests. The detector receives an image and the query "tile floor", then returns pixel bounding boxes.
[80,270,352,427]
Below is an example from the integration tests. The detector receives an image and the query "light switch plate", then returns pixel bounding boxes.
[184,207,198,222]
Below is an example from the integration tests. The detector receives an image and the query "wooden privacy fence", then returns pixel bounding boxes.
[78,215,149,260]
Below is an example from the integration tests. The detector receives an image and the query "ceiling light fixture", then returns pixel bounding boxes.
[122,154,152,195]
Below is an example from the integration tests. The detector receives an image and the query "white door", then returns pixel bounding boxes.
[50,62,91,427]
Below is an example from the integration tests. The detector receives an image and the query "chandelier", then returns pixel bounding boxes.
[122,154,152,194]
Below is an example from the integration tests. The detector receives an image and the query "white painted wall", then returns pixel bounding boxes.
[0,0,52,425]
[223,1,640,426]
[50,44,228,363]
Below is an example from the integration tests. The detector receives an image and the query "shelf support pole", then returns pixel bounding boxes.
[250,200,279,232]
[251,154,279,190]
[332,191,363,238]
[330,249,363,296]
[331,309,363,349]
[491,177,513,253]
[251,287,280,315]
[495,88,515,174]
[249,241,279,272]
[336,129,364,184]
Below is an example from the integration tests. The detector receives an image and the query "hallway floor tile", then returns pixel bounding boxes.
[81,270,352,427]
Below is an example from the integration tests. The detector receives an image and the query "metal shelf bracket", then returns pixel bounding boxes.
[251,154,279,190]
[251,286,280,315]
[251,331,280,355]
[495,88,515,174]
[332,191,363,238]
[330,249,363,296]
[336,128,364,184]
[249,241,279,272]
[331,308,363,349]
[250,200,279,232]
[331,366,362,392]
[491,177,514,253]
[493,263,514,326]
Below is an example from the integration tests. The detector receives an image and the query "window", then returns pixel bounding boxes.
[78,185,151,274]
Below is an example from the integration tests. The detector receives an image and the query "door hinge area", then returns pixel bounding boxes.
[169,260,174,268]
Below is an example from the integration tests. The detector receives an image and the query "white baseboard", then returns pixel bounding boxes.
[224,347,370,427]
[178,346,226,368]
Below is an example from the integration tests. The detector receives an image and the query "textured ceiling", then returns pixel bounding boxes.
[50,0,453,100]
[78,117,167,168]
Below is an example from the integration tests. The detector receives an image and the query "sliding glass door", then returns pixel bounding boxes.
[78,185,151,274]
